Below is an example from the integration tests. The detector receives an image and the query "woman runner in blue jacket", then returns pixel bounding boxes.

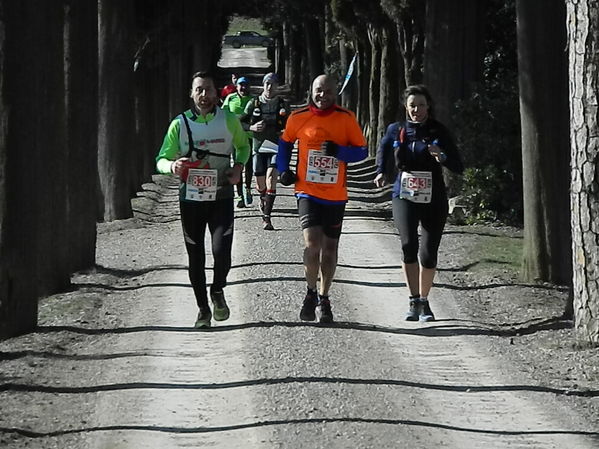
[375,85,464,322]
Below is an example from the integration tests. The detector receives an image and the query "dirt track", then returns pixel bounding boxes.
[0,159,597,449]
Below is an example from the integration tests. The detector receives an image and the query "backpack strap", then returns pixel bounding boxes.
[180,113,230,159]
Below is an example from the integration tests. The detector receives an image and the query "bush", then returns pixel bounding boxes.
[460,166,522,225]
[452,75,522,226]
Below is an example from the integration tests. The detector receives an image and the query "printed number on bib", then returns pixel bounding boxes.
[186,168,217,202]
[400,171,432,203]
[306,149,339,184]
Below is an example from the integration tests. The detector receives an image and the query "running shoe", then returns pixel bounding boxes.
[194,308,212,329]
[300,289,318,321]
[211,291,230,321]
[236,197,246,208]
[405,298,420,321]
[263,217,274,231]
[317,296,334,323]
[419,299,435,322]
[245,190,253,205]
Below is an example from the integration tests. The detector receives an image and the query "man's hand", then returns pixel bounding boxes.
[320,140,339,157]
[279,170,297,186]
[226,163,243,185]
[249,120,265,133]
[171,157,190,178]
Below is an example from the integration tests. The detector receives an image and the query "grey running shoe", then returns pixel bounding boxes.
[317,297,334,323]
[405,298,420,321]
[211,291,230,321]
[300,289,318,321]
[194,308,212,329]
[419,299,435,322]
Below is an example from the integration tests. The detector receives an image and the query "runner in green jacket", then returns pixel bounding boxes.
[156,71,250,329]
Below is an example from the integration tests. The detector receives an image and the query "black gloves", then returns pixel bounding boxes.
[279,170,297,186]
[320,140,339,157]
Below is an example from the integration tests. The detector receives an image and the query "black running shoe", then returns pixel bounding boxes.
[405,298,420,321]
[317,297,334,323]
[419,299,435,322]
[263,217,274,231]
[300,289,318,321]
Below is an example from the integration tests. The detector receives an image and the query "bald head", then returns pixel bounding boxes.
[311,74,336,110]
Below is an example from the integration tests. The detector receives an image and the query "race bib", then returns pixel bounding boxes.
[399,171,432,203]
[306,149,339,184]
[185,168,218,202]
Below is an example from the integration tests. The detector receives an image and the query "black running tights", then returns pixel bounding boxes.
[392,196,448,269]
[180,199,234,308]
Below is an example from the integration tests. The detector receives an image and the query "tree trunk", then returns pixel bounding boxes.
[0,1,68,336]
[64,0,98,272]
[304,17,324,82]
[517,0,571,284]
[284,23,302,101]
[367,25,381,154]
[377,21,400,153]
[97,0,134,221]
[566,0,599,345]
[423,0,485,127]
[397,3,425,86]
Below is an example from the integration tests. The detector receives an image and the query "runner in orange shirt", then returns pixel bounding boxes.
[277,74,367,323]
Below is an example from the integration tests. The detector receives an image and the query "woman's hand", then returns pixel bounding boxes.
[428,143,447,163]
[374,173,386,188]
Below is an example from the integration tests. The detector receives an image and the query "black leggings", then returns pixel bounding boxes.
[392,196,448,269]
[180,199,234,308]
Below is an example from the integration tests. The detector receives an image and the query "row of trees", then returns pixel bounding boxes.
[0,0,596,344]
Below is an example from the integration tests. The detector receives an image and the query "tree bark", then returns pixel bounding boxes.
[64,0,98,272]
[304,17,324,82]
[566,0,599,345]
[0,1,68,336]
[377,21,400,153]
[423,0,485,127]
[517,0,571,285]
[97,0,135,221]
[367,24,381,154]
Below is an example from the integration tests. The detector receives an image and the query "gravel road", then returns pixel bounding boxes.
[1,159,596,449]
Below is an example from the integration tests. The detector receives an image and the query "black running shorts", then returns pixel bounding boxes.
[297,197,346,239]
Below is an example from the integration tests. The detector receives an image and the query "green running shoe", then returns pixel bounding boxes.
[194,308,212,329]
[211,291,230,321]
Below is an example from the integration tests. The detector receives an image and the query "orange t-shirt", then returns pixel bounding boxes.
[281,106,367,202]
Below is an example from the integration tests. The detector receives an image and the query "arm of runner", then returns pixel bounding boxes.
[376,123,396,175]
[225,111,250,165]
[335,113,368,163]
[156,118,181,175]
[335,144,368,163]
[276,138,294,172]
